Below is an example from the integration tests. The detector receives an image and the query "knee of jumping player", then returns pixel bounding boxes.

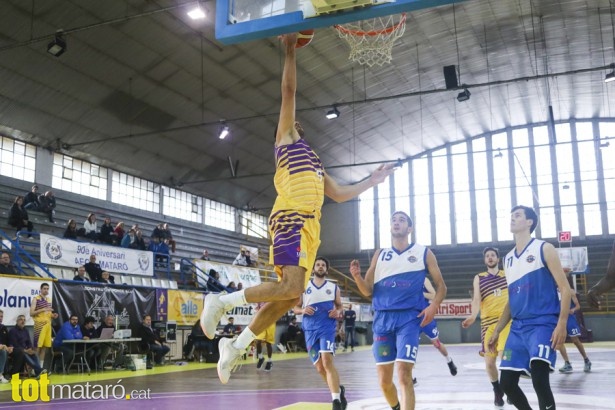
[280,267,307,298]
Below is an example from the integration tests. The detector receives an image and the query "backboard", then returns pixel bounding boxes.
[557,247,589,274]
[215,0,463,44]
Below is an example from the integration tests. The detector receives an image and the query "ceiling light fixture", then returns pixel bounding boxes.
[47,30,66,57]
[187,2,206,19]
[218,124,229,139]
[325,106,340,119]
[456,86,471,102]
[605,64,615,83]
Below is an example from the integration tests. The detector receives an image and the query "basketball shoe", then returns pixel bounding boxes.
[200,293,230,339]
[217,337,243,384]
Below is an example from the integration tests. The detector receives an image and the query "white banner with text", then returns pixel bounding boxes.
[39,234,154,277]
[0,276,53,326]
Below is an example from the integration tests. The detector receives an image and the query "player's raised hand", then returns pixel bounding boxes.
[280,33,298,49]
[369,163,397,185]
[349,259,361,279]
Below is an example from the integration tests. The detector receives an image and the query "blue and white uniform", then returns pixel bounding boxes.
[302,279,338,364]
[501,239,560,375]
[561,294,581,337]
[372,244,428,364]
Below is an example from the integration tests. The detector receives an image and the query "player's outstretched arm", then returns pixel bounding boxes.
[462,274,481,328]
[350,253,378,297]
[276,33,299,147]
[543,242,570,348]
[324,164,396,203]
[588,239,615,308]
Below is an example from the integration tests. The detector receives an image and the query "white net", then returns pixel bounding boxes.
[334,13,406,67]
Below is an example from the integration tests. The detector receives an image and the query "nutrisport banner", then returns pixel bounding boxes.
[53,281,156,329]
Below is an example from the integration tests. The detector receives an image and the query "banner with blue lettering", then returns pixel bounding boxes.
[39,234,154,277]
[193,260,262,288]
[52,281,156,330]
[167,290,203,326]
[0,276,54,326]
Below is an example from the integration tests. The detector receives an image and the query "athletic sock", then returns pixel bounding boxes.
[220,290,247,308]
[446,356,452,363]
[391,403,401,410]
[233,327,256,350]
[257,353,263,359]
[331,393,340,401]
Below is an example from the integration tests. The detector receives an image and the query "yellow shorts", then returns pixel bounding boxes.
[483,321,511,358]
[255,323,277,345]
[35,321,53,348]
[268,211,321,288]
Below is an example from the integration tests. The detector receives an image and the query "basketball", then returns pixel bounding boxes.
[295,29,315,48]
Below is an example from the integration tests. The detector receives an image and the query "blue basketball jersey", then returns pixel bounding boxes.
[373,243,428,312]
[302,279,337,332]
[503,239,560,324]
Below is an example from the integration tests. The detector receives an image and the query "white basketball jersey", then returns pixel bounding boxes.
[302,279,337,332]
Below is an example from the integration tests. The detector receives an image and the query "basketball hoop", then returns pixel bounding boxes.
[334,13,407,67]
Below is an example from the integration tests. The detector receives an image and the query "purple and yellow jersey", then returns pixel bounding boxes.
[270,138,325,215]
[504,239,560,324]
[478,270,509,327]
[373,244,428,312]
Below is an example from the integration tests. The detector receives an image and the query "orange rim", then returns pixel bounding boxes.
[334,13,406,37]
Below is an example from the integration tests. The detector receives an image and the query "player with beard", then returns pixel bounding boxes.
[462,247,510,408]
[294,257,347,410]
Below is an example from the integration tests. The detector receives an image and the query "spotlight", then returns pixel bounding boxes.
[218,124,230,140]
[606,71,615,83]
[47,31,66,57]
[456,86,471,102]
[187,2,206,19]
[325,106,340,120]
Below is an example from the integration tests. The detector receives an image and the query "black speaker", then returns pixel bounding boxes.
[443,65,458,90]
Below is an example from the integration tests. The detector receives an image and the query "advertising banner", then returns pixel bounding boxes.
[435,299,473,319]
[193,260,261,288]
[167,290,204,326]
[0,277,53,326]
[39,234,154,276]
[53,282,156,329]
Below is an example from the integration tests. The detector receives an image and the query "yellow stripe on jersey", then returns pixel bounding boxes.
[478,270,508,322]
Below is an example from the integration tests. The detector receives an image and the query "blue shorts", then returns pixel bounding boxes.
[304,327,336,365]
[372,309,422,364]
[500,318,557,376]
[566,314,581,337]
[421,319,440,340]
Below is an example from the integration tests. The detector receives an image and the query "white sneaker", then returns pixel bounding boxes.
[217,337,243,384]
[0,376,8,384]
[200,293,228,339]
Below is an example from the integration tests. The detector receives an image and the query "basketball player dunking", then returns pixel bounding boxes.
[200,32,396,385]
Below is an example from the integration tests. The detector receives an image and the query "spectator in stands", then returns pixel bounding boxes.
[232,248,249,266]
[38,191,56,223]
[201,249,210,261]
[99,217,114,245]
[151,223,164,241]
[134,229,146,250]
[148,237,169,268]
[139,315,170,366]
[100,271,115,284]
[223,317,238,335]
[73,265,89,281]
[121,229,135,248]
[63,219,78,239]
[226,281,238,293]
[191,319,213,361]
[53,314,83,372]
[8,315,46,378]
[286,316,305,351]
[206,269,224,292]
[0,309,14,383]
[23,185,40,211]
[8,196,33,237]
[83,213,99,241]
[113,221,125,245]
[85,254,103,282]
[161,223,176,253]
[0,253,17,275]
[237,282,244,291]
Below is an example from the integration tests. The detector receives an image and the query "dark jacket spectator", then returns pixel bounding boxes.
[23,185,40,210]
[63,219,78,239]
[160,223,176,253]
[8,196,33,236]
[8,315,44,376]
[84,254,103,282]
[133,230,146,250]
[206,269,224,292]
[100,217,114,245]
[0,253,17,275]
[99,271,115,284]
[72,265,89,281]
[151,223,164,240]
[38,191,56,223]
[226,281,238,293]
[139,315,170,365]
[80,317,97,339]
[201,249,210,261]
